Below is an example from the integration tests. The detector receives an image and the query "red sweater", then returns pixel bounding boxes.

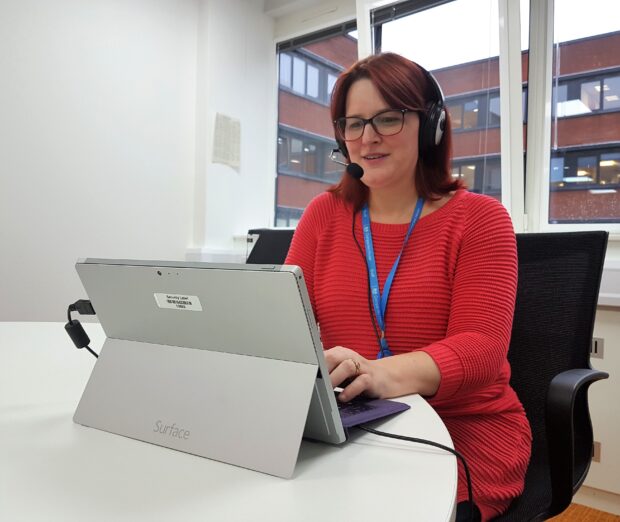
[285,189,531,521]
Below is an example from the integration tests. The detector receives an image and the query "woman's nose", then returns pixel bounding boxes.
[361,122,380,144]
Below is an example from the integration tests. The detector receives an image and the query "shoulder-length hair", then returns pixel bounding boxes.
[328,52,461,210]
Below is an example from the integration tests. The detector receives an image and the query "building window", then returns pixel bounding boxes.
[463,99,479,129]
[307,64,319,98]
[327,73,338,97]
[277,129,341,183]
[447,96,482,130]
[450,103,464,128]
[276,26,358,227]
[451,163,476,191]
[452,157,502,197]
[275,206,303,227]
[447,89,526,131]
[551,148,620,188]
[604,76,620,109]
[549,146,620,224]
[600,152,620,184]
[554,73,620,117]
[292,56,306,95]
[279,50,346,105]
[488,95,501,126]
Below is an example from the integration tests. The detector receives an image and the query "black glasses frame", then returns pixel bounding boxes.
[334,108,411,142]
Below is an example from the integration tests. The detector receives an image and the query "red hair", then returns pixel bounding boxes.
[328,53,461,210]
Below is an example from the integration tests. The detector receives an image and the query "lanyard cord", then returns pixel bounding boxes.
[356,197,425,359]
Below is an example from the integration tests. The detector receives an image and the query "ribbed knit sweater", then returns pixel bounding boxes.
[285,189,532,521]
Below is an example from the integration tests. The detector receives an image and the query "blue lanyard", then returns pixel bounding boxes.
[361,197,425,359]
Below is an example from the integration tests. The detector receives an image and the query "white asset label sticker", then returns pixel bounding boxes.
[154,293,203,311]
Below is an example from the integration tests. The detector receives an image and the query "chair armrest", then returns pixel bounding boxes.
[546,368,609,517]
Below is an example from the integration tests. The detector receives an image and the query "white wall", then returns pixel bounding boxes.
[0,0,277,321]
[273,0,354,42]
[586,307,620,499]
[190,0,276,261]
[0,0,198,321]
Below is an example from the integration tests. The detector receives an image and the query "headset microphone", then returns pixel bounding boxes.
[329,149,364,179]
[346,163,364,179]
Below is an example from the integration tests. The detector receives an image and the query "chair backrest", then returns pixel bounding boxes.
[498,231,608,521]
[246,228,295,264]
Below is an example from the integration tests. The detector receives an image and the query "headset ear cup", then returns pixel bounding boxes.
[434,106,446,146]
[419,102,445,152]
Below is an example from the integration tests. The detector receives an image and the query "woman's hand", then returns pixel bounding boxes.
[324,346,389,402]
[324,346,442,401]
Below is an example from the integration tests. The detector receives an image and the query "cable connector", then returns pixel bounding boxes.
[65,300,98,359]
[69,299,96,315]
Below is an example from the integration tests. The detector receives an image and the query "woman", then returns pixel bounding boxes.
[285,53,531,521]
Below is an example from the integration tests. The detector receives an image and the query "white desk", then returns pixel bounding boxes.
[0,322,457,522]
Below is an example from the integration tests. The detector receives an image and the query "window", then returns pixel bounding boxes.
[292,56,306,94]
[463,99,480,129]
[551,148,620,188]
[451,163,476,191]
[452,157,502,197]
[549,147,620,223]
[604,76,620,109]
[488,96,501,126]
[450,103,464,129]
[554,74,620,117]
[600,153,620,184]
[275,26,358,226]
[548,1,620,223]
[327,73,338,97]
[275,207,303,228]
[279,53,291,89]
[272,0,619,232]
[372,0,529,204]
[307,65,319,98]
[279,50,347,105]
[448,97,484,130]
[277,129,341,182]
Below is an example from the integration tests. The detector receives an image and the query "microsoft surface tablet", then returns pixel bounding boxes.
[74,259,409,474]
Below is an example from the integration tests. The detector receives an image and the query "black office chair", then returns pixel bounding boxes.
[246,228,295,264]
[495,231,609,521]
[247,227,609,520]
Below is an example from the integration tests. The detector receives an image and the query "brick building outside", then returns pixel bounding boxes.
[276,31,620,225]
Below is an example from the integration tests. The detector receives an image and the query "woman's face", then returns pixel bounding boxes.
[344,78,420,191]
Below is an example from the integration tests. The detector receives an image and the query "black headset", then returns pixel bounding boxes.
[335,61,446,161]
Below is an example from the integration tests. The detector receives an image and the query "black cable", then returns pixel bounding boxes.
[351,210,383,349]
[359,425,475,522]
[84,346,99,358]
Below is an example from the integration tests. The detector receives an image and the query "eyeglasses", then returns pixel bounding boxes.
[334,109,411,142]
